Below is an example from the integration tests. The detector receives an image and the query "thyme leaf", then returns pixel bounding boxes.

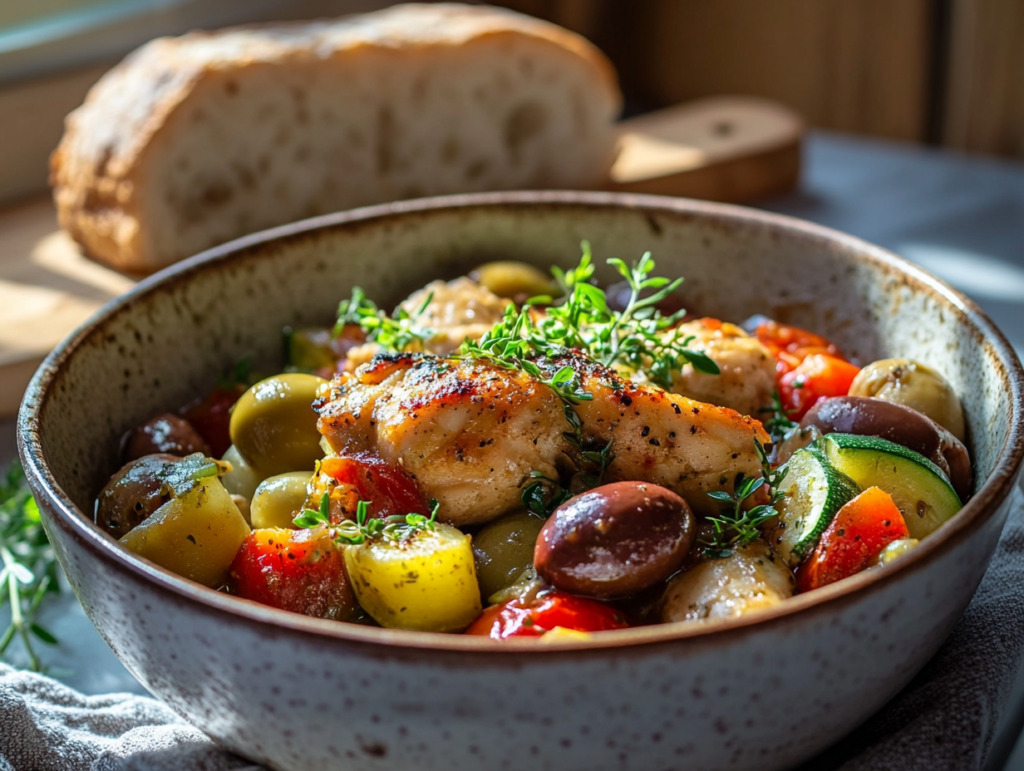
[699,439,786,558]
[293,493,441,545]
[759,389,799,444]
[333,287,435,353]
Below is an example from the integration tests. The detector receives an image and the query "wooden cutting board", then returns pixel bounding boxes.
[0,96,802,417]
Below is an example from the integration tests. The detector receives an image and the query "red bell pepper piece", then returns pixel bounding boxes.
[466,592,629,639]
[797,487,910,592]
[778,353,862,420]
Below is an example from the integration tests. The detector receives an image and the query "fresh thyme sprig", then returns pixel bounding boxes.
[461,244,719,393]
[333,286,435,353]
[700,439,788,559]
[0,461,61,672]
[520,405,615,517]
[759,389,799,444]
[293,493,440,545]
[521,472,573,518]
[459,305,592,404]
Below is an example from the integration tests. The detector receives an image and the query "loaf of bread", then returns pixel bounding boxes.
[51,3,621,274]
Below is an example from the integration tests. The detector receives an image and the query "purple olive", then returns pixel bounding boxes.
[95,453,180,538]
[123,413,211,462]
[534,481,696,598]
[801,396,972,500]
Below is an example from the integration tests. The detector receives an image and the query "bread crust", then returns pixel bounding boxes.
[51,3,621,273]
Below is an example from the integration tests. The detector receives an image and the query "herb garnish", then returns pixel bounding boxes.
[333,286,435,353]
[294,493,440,545]
[0,461,61,672]
[700,440,788,559]
[461,245,719,392]
[759,389,799,444]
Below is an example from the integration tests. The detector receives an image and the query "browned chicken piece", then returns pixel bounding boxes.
[399,277,511,355]
[318,350,770,525]
[344,278,511,371]
[317,353,573,526]
[666,318,776,418]
[549,353,770,517]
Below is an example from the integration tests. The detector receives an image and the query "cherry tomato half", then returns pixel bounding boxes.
[466,592,629,639]
[319,453,429,521]
[231,527,358,621]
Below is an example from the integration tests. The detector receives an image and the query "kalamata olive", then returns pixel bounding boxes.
[468,261,557,302]
[95,454,180,538]
[535,481,695,598]
[229,373,328,477]
[849,358,966,441]
[801,396,972,500]
[472,511,546,601]
[123,413,210,462]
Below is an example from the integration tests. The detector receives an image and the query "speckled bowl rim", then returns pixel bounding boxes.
[18,191,1024,659]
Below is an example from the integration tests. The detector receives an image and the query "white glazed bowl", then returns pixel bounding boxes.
[19,192,1024,771]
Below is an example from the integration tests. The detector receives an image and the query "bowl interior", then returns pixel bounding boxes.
[24,193,1020,598]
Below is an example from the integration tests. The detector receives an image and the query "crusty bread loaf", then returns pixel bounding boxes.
[51,3,621,274]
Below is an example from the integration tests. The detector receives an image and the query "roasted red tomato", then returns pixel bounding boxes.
[231,527,359,620]
[320,453,429,522]
[466,592,629,639]
[778,353,862,420]
[797,487,910,592]
[754,320,844,376]
[180,385,245,457]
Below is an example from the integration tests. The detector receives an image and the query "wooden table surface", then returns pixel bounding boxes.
[2,129,1024,769]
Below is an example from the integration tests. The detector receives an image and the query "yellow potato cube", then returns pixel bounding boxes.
[343,524,482,632]
[120,477,250,587]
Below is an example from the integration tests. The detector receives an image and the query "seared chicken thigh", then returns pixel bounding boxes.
[546,353,770,517]
[666,319,776,417]
[318,354,573,526]
[318,351,769,525]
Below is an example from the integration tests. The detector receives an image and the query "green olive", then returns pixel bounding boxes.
[876,538,919,566]
[848,358,966,441]
[229,373,328,478]
[251,472,313,529]
[472,510,546,601]
[220,445,264,502]
[469,261,557,301]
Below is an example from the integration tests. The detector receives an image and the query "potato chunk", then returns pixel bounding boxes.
[343,524,482,632]
[661,541,794,624]
[120,476,250,587]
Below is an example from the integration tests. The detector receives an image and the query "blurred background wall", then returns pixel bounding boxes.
[499,0,1024,157]
[1,0,1022,206]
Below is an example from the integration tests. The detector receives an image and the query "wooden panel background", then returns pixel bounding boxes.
[943,0,1024,157]
[500,0,1023,158]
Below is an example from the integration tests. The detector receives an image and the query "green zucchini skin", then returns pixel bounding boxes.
[821,433,962,539]
[766,448,860,567]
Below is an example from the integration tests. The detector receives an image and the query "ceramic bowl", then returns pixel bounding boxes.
[19,192,1024,771]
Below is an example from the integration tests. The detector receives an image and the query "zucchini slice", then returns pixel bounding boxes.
[765,448,861,567]
[821,433,962,539]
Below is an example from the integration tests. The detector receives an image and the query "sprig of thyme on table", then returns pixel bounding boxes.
[699,440,788,559]
[0,461,61,672]
[294,493,440,545]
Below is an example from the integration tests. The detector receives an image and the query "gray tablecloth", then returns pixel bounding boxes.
[2,484,1022,771]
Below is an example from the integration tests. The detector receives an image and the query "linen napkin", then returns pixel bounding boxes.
[2,485,1023,771]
